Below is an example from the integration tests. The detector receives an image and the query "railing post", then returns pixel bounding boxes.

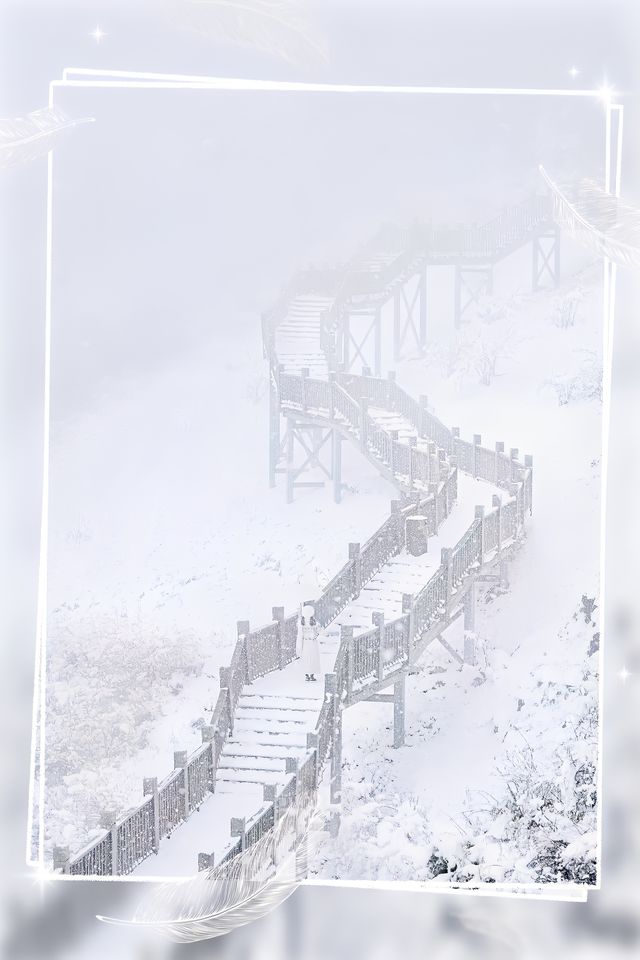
[408,436,417,491]
[341,625,354,701]
[438,450,448,509]
[143,776,161,854]
[272,606,286,668]
[525,454,533,514]
[52,846,70,874]
[219,665,233,735]
[390,429,399,475]
[231,817,246,853]
[510,447,519,482]
[174,750,190,818]
[495,440,504,482]
[301,367,309,414]
[441,547,453,612]
[110,822,119,876]
[451,426,460,466]
[325,674,342,805]
[475,504,485,562]
[492,494,502,559]
[372,611,385,681]
[428,441,439,483]
[201,725,215,792]
[349,542,362,596]
[238,619,251,682]
[473,434,482,478]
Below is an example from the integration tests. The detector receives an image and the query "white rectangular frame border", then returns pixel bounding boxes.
[28,68,623,898]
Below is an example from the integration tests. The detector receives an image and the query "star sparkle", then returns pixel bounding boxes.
[90,25,107,45]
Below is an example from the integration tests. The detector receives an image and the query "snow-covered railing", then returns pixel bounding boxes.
[262,192,552,359]
[57,193,541,877]
[320,456,532,711]
[277,369,452,496]
[58,416,530,877]
[200,745,321,875]
[57,479,463,875]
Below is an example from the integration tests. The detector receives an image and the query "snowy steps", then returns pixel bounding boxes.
[216,769,287,787]
[234,711,310,729]
[235,706,317,723]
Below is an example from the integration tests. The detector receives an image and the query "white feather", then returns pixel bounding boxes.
[168,0,328,66]
[0,106,94,169]
[97,798,324,943]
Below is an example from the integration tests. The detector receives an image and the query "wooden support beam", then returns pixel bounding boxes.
[419,263,428,347]
[143,777,161,854]
[325,673,342,804]
[393,674,406,748]
[438,634,465,666]
[363,692,395,704]
[333,429,342,504]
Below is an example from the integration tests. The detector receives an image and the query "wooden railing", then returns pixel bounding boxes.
[262,192,552,348]
[277,369,453,496]
[58,416,529,876]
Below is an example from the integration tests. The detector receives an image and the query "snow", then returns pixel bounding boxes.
[311,263,602,886]
[46,227,602,888]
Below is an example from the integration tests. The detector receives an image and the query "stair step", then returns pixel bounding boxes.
[239,692,322,705]
[236,703,319,716]
[217,769,286,786]
[224,744,305,759]
[233,716,309,732]
[227,732,308,747]
[218,756,286,772]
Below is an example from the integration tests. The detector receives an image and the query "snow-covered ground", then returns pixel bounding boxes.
[45,239,603,886]
[45,326,396,855]
[312,261,602,885]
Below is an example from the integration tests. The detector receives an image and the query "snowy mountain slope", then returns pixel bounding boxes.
[310,264,603,884]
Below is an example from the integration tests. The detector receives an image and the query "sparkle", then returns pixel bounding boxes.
[31,865,55,902]
[569,66,580,79]
[90,25,107,45]
[597,83,614,104]
[619,666,631,683]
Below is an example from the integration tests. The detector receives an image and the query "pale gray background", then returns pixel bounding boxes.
[1,1,639,957]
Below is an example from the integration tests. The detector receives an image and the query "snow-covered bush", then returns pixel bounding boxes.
[46,613,204,850]
[552,288,584,329]
[428,296,522,387]
[546,350,602,406]
[312,791,463,882]
[459,597,599,886]
[244,371,268,403]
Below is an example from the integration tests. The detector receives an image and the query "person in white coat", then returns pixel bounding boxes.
[298,602,321,682]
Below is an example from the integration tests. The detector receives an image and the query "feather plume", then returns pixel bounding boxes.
[539,165,640,270]
[98,797,324,943]
[0,106,94,170]
[168,0,328,67]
